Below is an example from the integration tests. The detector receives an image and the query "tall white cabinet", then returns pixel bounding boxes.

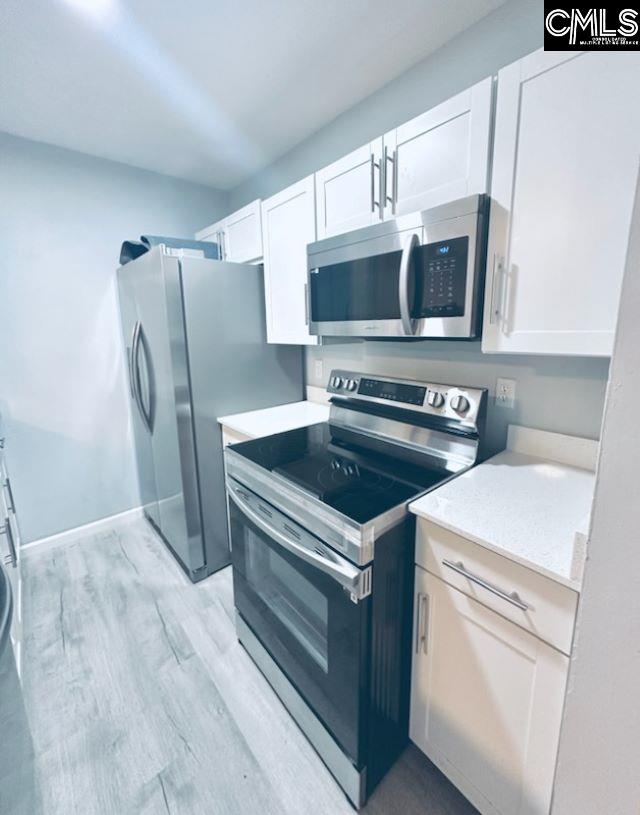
[261,176,319,345]
[483,50,640,357]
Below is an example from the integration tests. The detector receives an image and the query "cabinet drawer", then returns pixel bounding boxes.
[416,519,578,655]
[222,427,253,448]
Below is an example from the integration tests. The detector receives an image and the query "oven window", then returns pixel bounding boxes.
[245,529,329,673]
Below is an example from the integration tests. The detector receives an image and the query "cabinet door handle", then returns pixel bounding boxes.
[384,147,397,210]
[489,254,505,325]
[370,154,380,212]
[304,283,310,325]
[3,477,15,513]
[1,517,17,568]
[416,592,429,654]
[442,559,530,611]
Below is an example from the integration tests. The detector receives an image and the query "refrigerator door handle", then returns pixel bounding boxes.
[133,321,153,434]
[128,321,139,401]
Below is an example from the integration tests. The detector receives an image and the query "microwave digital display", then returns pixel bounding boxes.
[414,236,468,319]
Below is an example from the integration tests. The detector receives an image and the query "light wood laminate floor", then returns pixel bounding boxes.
[21,518,479,815]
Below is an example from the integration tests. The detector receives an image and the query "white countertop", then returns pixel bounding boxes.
[410,426,598,591]
[218,400,329,439]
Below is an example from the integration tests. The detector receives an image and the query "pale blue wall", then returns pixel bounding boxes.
[0,132,227,543]
[227,0,610,448]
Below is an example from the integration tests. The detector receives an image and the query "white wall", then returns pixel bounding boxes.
[551,172,640,815]
[226,0,609,446]
[0,132,227,543]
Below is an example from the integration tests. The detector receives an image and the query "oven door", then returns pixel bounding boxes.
[227,478,371,765]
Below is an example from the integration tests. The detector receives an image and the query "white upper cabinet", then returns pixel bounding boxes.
[314,78,493,240]
[483,50,640,357]
[196,199,263,263]
[196,216,225,248]
[261,175,319,345]
[384,77,493,219]
[222,199,263,263]
[315,138,384,239]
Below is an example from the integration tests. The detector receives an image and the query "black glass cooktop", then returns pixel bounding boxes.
[229,422,450,524]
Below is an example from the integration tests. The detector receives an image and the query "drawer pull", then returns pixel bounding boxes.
[442,559,530,612]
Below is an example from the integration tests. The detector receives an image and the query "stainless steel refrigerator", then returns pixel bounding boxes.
[117,246,303,582]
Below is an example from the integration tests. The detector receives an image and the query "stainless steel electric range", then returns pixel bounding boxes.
[224,370,488,808]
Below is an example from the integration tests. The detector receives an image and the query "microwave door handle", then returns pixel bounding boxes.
[399,232,420,335]
[227,488,369,602]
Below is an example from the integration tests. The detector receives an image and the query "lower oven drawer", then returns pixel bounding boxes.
[416,519,578,655]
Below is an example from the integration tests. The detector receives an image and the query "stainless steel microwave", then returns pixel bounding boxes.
[306,194,489,339]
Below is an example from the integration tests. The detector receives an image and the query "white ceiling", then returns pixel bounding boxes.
[0,0,505,190]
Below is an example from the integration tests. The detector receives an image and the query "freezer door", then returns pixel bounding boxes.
[117,267,160,529]
[180,256,303,575]
[118,249,205,575]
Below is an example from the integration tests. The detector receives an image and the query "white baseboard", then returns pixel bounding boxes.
[22,506,144,553]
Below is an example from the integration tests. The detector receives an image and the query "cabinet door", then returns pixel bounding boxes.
[223,199,263,263]
[483,50,640,356]
[261,175,319,345]
[384,77,492,219]
[315,139,383,239]
[195,217,225,255]
[410,567,568,815]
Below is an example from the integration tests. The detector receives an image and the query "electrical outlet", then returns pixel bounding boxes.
[496,378,516,409]
[314,359,324,382]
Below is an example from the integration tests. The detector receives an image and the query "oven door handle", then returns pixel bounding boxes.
[228,488,371,603]
[399,232,420,335]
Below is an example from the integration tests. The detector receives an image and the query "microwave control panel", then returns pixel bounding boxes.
[416,236,468,318]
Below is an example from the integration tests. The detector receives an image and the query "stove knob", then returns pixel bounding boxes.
[427,390,445,409]
[331,376,343,389]
[450,394,470,414]
[346,379,357,392]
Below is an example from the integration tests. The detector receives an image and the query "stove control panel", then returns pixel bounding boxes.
[327,369,487,428]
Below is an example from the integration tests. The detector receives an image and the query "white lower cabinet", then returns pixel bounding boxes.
[410,565,569,815]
